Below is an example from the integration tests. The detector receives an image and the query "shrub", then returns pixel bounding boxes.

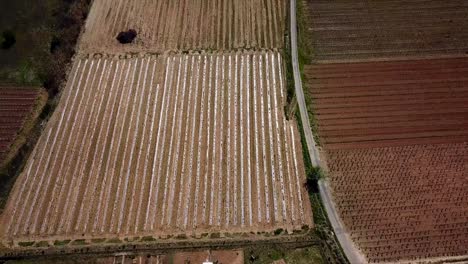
[18,241,34,247]
[54,240,71,246]
[116,29,137,44]
[306,167,325,194]
[140,236,156,242]
[274,228,284,235]
[1,30,16,49]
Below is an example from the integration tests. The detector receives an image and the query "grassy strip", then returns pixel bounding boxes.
[53,240,71,246]
[296,0,321,146]
[292,3,348,260]
[295,110,349,264]
[245,244,324,264]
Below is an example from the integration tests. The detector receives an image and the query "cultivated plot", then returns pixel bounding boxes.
[0,51,312,242]
[0,87,41,163]
[306,57,468,149]
[327,144,468,263]
[306,58,468,263]
[81,0,286,54]
[303,0,468,61]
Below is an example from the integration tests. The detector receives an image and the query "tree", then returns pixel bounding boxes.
[1,30,16,49]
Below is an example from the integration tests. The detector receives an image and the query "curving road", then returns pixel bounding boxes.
[289,0,367,263]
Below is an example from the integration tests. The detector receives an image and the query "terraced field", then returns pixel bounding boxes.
[0,87,41,164]
[81,0,286,53]
[0,52,312,242]
[303,0,468,61]
[305,58,468,262]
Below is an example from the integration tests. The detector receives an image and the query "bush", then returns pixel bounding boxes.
[140,236,156,242]
[274,228,284,235]
[1,30,16,49]
[175,234,188,239]
[18,241,35,247]
[35,241,50,247]
[116,29,137,44]
[54,240,71,246]
[306,167,325,194]
[106,238,122,244]
[71,239,88,245]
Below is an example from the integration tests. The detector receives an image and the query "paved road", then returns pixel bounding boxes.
[319,181,367,264]
[289,0,366,263]
[289,0,320,168]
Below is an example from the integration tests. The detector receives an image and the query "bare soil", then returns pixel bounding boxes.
[0,52,312,244]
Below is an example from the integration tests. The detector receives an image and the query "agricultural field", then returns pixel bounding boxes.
[306,57,468,149]
[80,0,287,54]
[0,87,42,164]
[305,57,468,262]
[0,52,312,242]
[326,144,468,263]
[303,0,468,61]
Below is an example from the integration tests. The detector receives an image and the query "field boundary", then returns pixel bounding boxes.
[0,88,48,212]
[289,0,366,263]
[0,233,318,260]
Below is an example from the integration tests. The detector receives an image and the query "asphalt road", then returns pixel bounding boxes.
[289,0,320,168]
[289,0,366,263]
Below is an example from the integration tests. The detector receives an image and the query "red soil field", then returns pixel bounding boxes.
[0,87,40,164]
[306,58,468,150]
[327,144,468,263]
[305,58,468,263]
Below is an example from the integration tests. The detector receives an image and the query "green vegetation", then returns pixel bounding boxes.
[0,0,91,212]
[106,238,122,244]
[140,236,157,242]
[0,0,90,90]
[175,234,188,239]
[274,228,284,236]
[245,244,324,264]
[295,110,348,263]
[210,232,221,239]
[90,238,106,244]
[1,30,16,49]
[5,256,99,264]
[53,240,71,246]
[295,0,321,146]
[284,247,324,264]
[34,241,50,248]
[17,241,34,247]
[71,239,87,245]
[294,94,348,263]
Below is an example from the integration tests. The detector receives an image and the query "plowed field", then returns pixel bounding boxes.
[0,52,312,242]
[327,144,468,263]
[81,0,286,53]
[305,58,468,262]
[303,0,468,61]
[0,87,40,164]
[307,57,468,149]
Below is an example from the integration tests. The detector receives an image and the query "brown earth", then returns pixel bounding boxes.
[306,58,468,150]
[173,249,243,264]
[0,87,45,166]
[305,58,468,263]
[303,0,468,62]
[0,52,312,244]
[80,0,286,54]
